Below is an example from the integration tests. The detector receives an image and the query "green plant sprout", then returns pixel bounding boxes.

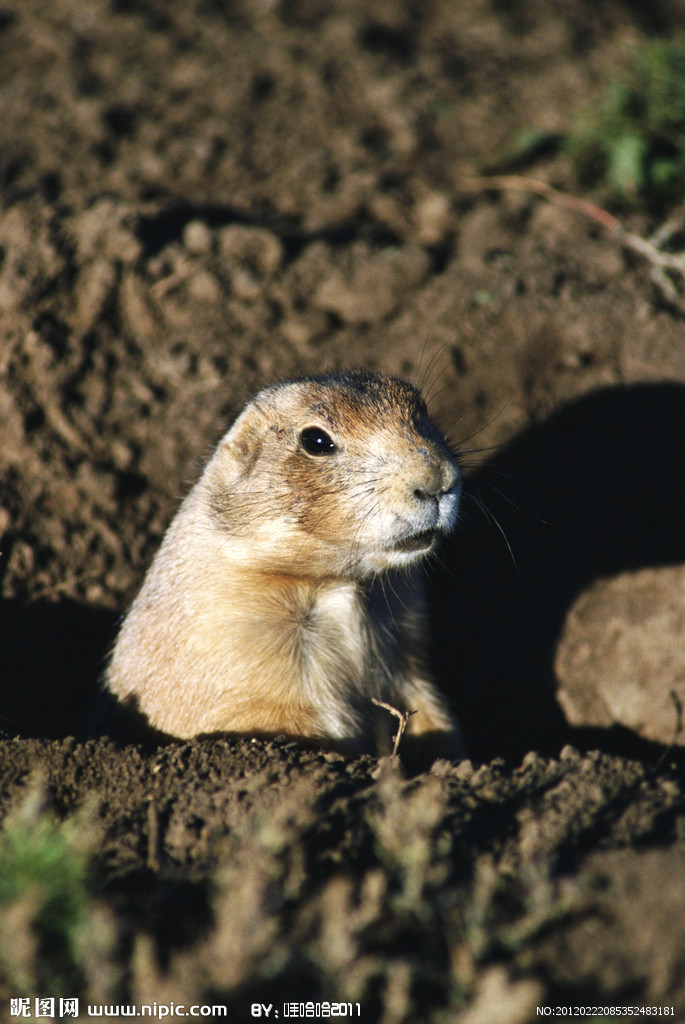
[0,786,93,994]
[462,38,685,314]
[568,37,685,207]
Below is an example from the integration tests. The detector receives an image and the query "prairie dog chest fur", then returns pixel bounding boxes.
[105,369,464,758]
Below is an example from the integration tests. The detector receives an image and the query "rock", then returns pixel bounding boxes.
[73,258,118,337]
[218,225,284,277]
[119,272,158,346]
[555,565,685,747]
[182,220,213,255]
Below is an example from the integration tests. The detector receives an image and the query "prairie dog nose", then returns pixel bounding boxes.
[413,460,460,502]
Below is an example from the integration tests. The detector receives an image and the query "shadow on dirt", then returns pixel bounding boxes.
[0,599,116,738]
[434,381,685,763]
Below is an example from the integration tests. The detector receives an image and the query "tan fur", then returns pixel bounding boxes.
[105,370,464,757]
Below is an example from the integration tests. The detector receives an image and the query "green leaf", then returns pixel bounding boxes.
[606,133,648,197]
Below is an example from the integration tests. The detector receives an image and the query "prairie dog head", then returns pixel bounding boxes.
[202,370,460,579]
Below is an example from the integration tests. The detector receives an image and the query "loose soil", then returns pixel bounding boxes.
[2,1,685,1020]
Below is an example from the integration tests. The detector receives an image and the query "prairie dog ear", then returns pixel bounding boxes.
[214,402,269,477]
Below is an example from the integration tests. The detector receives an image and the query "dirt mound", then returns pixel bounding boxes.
[1,737,684,1017]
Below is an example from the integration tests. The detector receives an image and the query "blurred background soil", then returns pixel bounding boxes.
[1,0,685,1019]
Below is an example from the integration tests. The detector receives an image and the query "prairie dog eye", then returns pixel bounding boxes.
[300,426,337,456]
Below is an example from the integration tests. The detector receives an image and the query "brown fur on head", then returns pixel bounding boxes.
[205,370,461,581]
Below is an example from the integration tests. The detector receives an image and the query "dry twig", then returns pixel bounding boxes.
[371,698,417,758]
[459,174,685,314]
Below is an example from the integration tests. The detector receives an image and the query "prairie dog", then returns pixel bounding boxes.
[105,370,464,758]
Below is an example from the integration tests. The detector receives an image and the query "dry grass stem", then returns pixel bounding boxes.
[459,174,685,314]
[371,698,417,757]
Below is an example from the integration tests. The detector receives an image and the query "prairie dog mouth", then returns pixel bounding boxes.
[393,529,436,553]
